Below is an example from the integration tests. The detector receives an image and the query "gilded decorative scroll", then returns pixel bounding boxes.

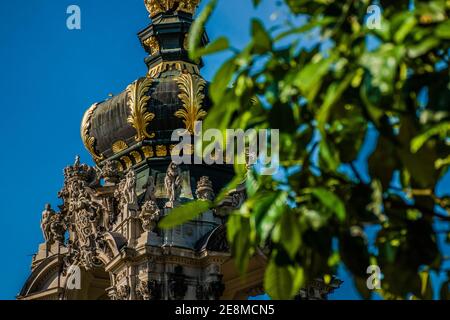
[142,146,154,158]
[144,0,200,17]
[147,61,199,79]
[126,77,156,142]
[175,73,207,133]
[120,156,133,170]
[144,36,160,55]
[81,103,104,163]
[131,151,143,164]
[156,145,167,157]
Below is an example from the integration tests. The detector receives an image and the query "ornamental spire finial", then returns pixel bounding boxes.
[144,0,200,18]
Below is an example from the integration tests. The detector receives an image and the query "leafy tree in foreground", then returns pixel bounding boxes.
[160,0,450,299]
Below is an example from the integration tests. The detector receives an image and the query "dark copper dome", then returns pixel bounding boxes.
[81,4,210,171]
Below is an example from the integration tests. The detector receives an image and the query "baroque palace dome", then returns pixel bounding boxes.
[20,0,342,301]
[81,0,210,170]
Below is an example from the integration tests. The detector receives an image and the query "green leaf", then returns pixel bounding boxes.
[394,14,416,43]
[398,116,439,188]
[407,37,439,59]
[188,0,218,61]
[436,156,450,170]
[254,191,289,243]
[411,122,450,153]
[360,44,404,95]
[245,169,259,197]
[418,271,433,300]
[264,258,304,300]
[274,18,336,42]
[436,20,450,39]
[193,37,229,59]
[317,73,353,135]
[311,188,346,222]
[210,57,238,104]
[204,90,238,133]
[368,136,398,190]
[319,139,341,172]
[294,55,334,100]
[272,211,302,259]
[159,200,212,229]
[227,215,254,273]
[251,19,272,54]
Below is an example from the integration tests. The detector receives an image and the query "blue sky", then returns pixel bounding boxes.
[0,0,448,300]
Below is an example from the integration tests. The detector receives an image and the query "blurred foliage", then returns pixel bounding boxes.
[160,0,450,300]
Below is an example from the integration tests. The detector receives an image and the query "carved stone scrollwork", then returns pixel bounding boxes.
[165,162,182,208]
[107,288,117,300]
[57,157,111,271]
[100,160,120,185]
[108,283,130,301]
[169,266,188,300]
[230,191,246,208]
[196,176,215,201]
[139,201,161,232]
[116,284,130,300]
[136,279,161,300]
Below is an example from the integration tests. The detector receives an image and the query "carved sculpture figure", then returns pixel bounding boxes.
[74,155,81,167]
[41,204,56,243]
[143,174,156,202]
[196,176,215,201]
[124,170,138,206]
[41,204,66,245]
[115,170,138,211]
[139,201,161,232]
[164,162,182,208]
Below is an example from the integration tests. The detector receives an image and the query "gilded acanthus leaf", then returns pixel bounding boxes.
[127,77,156,142]
[81,103,104,163]
[175,73,207,133]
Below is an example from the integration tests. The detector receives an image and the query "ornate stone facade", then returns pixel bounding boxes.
[19,155,238,300]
